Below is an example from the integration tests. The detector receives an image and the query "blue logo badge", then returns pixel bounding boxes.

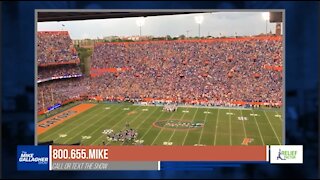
[17,146,49,171]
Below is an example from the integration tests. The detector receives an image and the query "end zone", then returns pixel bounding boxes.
[37,104,96,135]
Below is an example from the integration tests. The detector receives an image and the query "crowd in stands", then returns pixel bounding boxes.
[37,31,84,111]
[37,78,87,110]
[37,31,79,66]
[90,38,283,103]
[38,64,82,81]
[38,35,283,112]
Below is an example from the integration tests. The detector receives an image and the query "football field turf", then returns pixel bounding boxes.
[38,103,283,146]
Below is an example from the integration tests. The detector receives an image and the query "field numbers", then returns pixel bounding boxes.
[237,116,248,121]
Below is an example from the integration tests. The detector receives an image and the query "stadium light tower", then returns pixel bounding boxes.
[59,22,65,31]
[195,15,204,37]
[262,12,270,35]
[136,17,145,36]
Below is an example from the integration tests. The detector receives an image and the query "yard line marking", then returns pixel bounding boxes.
[229,109,232,146]
[240,109,247,138]
[263,111,281,145]
[151,111,180,146]
[92,106,144,145]
[90,106,141,145]
[63,106,125,143]
[214,131,277,139]
[91,106,146,145]
[119,107,159,145]
[182,108,199,145]
[40,106,105,141]
[231,120,281,127]
[139,109,167,140]
[61,105,125,144]
[130,107,158,130]
[197,108,209,145]
[39,106,102,140]
[213,109,220,146]
[251,109,265,145]
[167,108,190,144]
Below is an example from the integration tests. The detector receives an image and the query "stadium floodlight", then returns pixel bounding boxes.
[136,17,145,36]
[194,15,204,37]
[262,12,270,34]
[262,12,270,21]
[60,23,66,31]
[195,15,204,24]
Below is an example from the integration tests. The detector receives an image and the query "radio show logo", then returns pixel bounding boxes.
[17,146,50,170]
[19,151,48,164]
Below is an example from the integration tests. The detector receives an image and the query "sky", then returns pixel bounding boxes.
[37,12,278,40]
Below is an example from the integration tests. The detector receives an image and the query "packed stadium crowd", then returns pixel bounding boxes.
[37,32,283,112]
[38,64,82,81]
[37,31,79,66]
[89,38,282,103]
[37,31,84,110]
[38,78,87,110]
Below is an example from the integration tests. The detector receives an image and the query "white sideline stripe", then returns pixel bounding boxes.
[133,104,251,110]
[263,111,281,145]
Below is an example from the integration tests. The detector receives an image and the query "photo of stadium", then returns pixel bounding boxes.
[37,11,283,146]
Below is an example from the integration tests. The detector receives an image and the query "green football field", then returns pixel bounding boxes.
[37,103,283,146]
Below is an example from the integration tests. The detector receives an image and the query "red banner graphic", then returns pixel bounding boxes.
[51,146,267,161]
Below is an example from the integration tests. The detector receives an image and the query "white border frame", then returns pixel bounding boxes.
[34,9,285,146]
